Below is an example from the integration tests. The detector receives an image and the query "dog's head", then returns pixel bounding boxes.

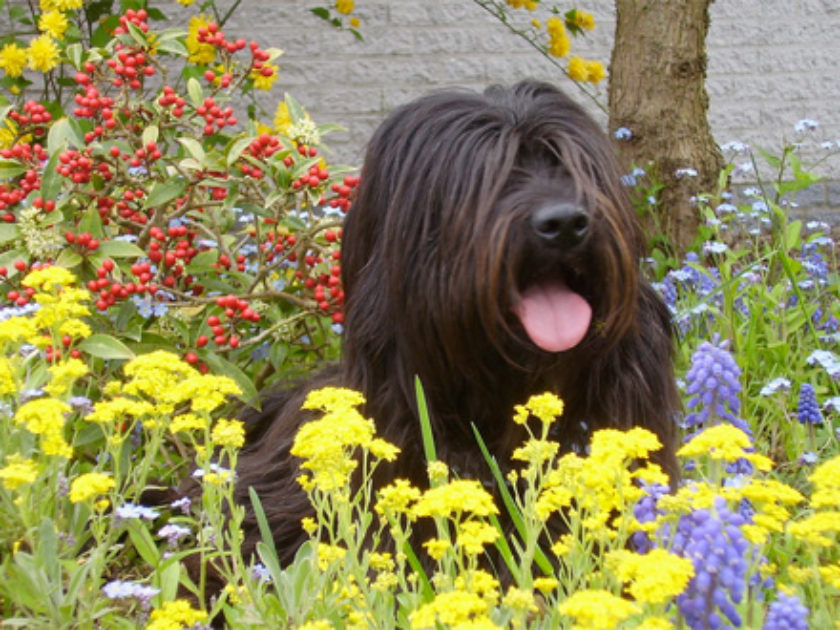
[342,81,643,373]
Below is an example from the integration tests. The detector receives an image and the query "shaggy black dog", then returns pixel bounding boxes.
[235,80,679,565]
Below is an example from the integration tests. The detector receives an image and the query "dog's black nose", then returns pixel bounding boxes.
[531,203,590,247]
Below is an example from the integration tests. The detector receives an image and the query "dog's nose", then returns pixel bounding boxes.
[531,203,590,247]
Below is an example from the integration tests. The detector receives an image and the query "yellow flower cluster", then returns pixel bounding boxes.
[788,456,840,547]
[14,398,73,457]
[412,479,498,520]
[410,589,496,629]
[292,387,399,492]
[69,471,114,503]
[557,589,640,629]
[546,17,571,58]
[145,599,206,630]
[512,391,564,425]
[0,455,39,491]
[505,0,539,9]
[677,424,772,471]
[567,55,605,83]
[0,43,28,78]
[606,548,694,604]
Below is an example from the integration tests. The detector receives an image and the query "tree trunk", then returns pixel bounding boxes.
[608,0,723,257]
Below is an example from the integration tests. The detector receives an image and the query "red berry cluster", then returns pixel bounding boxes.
[2,261,35,306]
[8,101,51,136]
[73,67,116,127]
[292,164,331,191]
[258,232,293,263]
[113,9,149,35]
[195,22,274,87]
[297,239,344,324]
[195,96,237,136]
[199,294,261,349]
[45,335,82,363]
[57,147,112,185]
[86,258,167,311]
[111,186,148,224]
[145,224,201,291]
[327,175,359,213]
[64,230,100,253]
[0,141,48,221]
[158,85,187,118]
[238,134,283,179]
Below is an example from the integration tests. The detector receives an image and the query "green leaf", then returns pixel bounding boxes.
[77,334,136,360]
[142,124,159,148]
[784,220,802,251]
[126,520,160,566]
[187,77,203,107]
[143,178,187,209]
[177,137,205,163]
[284,92,307,126]
[0,158,25,179]
[415,378,437,464]
[198,350,257,402]
[0,223,19,244]
[54,247,83,269]
[77,205,104,237]
[226,136,253,166]
[38,150,62,203]
[97,239,146,258]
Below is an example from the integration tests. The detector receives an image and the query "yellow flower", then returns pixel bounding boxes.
[0,455,39,490]
[567,9,596,31]
[0,43,28,78]
[457,520,499,555]
[502,586,538,613]
[27,34,60,73]
[512,392,564,425]
[44,357,88,397]
[86,397,156,425]
[370,437,400,461]
[546,17,570,57]
[677,424,772,471]
[145,599,206,630]
[0,357,17,396]
[375,478,421,516]
[513,438,558,466]
[186,15,216,65]
[316,542,346,570]
[820,563,840,588]
[427,460,449,484]
[299,622,333,630]
[568,55,589,81]
[505,0,539,9]
[69,471,115,503]
[40,0,83,9]
[533,576,559,594]
[410,590,491,629]
[14,397,72,457]
[335,0,354,14]
[586,60,606,83]
[349,17,360,28]
[606,549,694,604]
[302,386,365,412]
[788,511,840,546]
[423,537,451,561]
[181,374,242,412]
[557,589,640,629]
[251,61,279,91]
[177,0,196,5]
[809,455,840,509]
[412,479,498,519]
[274,101,293,136]
[211,418,245,449]
[38,9,69,39]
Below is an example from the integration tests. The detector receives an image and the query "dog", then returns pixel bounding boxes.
[234,80,679,567]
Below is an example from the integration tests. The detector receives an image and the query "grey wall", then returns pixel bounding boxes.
[230,0,840,218]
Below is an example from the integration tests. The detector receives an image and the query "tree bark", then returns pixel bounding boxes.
[609,0,723,256]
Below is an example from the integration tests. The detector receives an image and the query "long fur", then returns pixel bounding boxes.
[235,80,680,566]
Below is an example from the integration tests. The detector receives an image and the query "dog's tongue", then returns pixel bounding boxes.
[515,281,592,352]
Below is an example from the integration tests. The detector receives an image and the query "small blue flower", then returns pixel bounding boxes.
[799,451,818,465]
[613,126,632,140]
[797,384,823,425]
[102,579,159,608]
[158,523,191,545]
[115,502,160,521]
[760,377,791,397]
[794,118,819,133]
[720,140,750,154]
[806,350,840,379]
[763,591,809,630]
[675,167,698,178]
[170,496,191,514]
[251,562,272,582]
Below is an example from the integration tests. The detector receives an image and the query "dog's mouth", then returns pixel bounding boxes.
[512,264,593,353]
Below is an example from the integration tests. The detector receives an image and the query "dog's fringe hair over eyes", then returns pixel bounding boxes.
[229,80,680,571]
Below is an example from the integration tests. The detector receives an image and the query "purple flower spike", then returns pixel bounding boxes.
[763,592,809,630]
[797,384,823,425]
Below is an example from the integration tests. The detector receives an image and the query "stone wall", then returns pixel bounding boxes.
[228,0,840,217]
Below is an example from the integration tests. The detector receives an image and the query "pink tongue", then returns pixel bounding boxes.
[514,281,592,352]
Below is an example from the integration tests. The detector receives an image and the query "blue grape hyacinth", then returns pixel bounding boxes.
[672,499,753,630]
[683,338,750,435]
[763,592,809,630]
[797,383,823,425]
